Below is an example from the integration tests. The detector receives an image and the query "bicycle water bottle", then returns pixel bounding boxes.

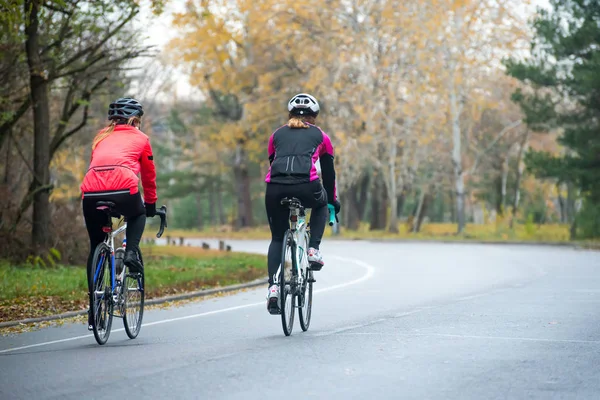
[115,238,126,276]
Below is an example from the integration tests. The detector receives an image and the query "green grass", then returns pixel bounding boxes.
[141,246,267,295]
[0,263,86,302]
[0,246,267,322]
[149,222,581,243]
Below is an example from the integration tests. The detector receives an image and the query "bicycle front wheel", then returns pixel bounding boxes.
[90,243,114,345]
[280,230,296,336]
[299,268,313,332]
[123,250,144,339]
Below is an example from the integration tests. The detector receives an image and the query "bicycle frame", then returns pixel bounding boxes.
[93,222,127,301]
[275,206,309,289]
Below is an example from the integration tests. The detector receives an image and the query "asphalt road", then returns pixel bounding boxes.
[1,241,599,399]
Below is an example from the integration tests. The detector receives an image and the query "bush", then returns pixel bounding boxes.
[576,200,600,239]
[0,199,89,266]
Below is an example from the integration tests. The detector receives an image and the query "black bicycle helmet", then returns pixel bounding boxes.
[108,97,144,120]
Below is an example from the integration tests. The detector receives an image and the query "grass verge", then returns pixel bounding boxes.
[147,223,572,241]
[0,245,267,323]
[149,223,599,248]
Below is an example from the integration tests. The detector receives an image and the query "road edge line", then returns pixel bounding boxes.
[0,278,268,329]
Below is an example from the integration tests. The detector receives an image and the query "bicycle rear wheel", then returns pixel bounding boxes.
[299,269,313,331]
[89,243,113,345]
[280,230,296,336]
[123,249,144,339]
[298,230,313,331]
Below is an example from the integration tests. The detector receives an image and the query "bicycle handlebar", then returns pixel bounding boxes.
[327,204,339,226]
[154,205,168,238]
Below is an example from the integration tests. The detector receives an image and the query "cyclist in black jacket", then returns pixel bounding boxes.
[264,93,340,314]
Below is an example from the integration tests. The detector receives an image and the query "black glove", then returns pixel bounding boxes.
[331,199,341,215]
[145,202,156,217]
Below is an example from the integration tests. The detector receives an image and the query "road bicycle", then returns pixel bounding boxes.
[89,201,167,345]
[275,198,337,336]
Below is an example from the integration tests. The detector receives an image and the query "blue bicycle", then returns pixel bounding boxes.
[89,201,167,345]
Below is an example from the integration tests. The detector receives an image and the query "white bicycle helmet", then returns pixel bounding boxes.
[288,93,320,116]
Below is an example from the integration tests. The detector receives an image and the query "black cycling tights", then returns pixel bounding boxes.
[265,181,328,285]
[82,192,146,293]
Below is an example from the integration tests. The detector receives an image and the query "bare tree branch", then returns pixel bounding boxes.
[468,119,522,175]
[51,51,108,80]
[0,97,31,149]
[50,6,138,77]
[50,76,108,157]
[9,131,36,178]
[43,2,74,15]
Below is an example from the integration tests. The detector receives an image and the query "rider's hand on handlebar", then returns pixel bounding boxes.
[330,199,341,215]
[145,202,156,217]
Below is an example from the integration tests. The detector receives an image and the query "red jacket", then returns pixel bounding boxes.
[80,125,157,204]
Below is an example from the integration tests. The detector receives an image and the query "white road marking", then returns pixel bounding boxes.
[0,255,375,354]
[338,332,600,344]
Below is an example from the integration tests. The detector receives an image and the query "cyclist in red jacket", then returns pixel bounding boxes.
[80,97,157,329]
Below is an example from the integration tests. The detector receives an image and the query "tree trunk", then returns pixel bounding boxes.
[567,181,576,225]
[345,184,361,231]
[369,173,388,231]
[3,134,10,185]
[386,133,399,233]
[345,174,371,230]
[557,182,567,223]
[494,174,503,216]
[397,190,407,219]
[449,189,456,223]
[450,85,465,233]
[25,0,51,250]
[412,190,425,233]
[501,155,509,214]
[568,184,577,240]
[208,181,216,226]
[510,130,529,229]
[448,10,466,235]
[233,143,254,229]
[416,188,433,233]
[388,193,398,233]
[195,194,204,230]
[216,182,225,225]
[357,174,370,221]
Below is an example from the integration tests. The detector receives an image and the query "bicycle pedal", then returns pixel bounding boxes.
[308,277,316,283]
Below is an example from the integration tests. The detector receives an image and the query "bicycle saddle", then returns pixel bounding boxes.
[96,201,116,210]
[281,197,302,206]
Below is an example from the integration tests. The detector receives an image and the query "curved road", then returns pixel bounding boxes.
[1,241,599,399]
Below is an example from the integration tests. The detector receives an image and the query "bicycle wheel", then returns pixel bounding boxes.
[299,240,313,331]
[89,243,114,345]
[123,250,144,339]
[280,230,296,336]
[298,229,313,331]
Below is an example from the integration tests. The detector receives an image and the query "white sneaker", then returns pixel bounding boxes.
[266,285,280,315]
[307,247,324,271]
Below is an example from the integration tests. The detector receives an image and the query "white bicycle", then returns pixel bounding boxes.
[275,197,337,336]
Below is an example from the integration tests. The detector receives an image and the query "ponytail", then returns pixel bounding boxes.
[92,116,141,150]
[287,113,316,129]
[92,120,117,150]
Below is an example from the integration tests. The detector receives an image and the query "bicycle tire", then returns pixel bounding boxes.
[298,230,313,331]
[280,229,296,336]
[123,249,144,339]
[90,243,114,345]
